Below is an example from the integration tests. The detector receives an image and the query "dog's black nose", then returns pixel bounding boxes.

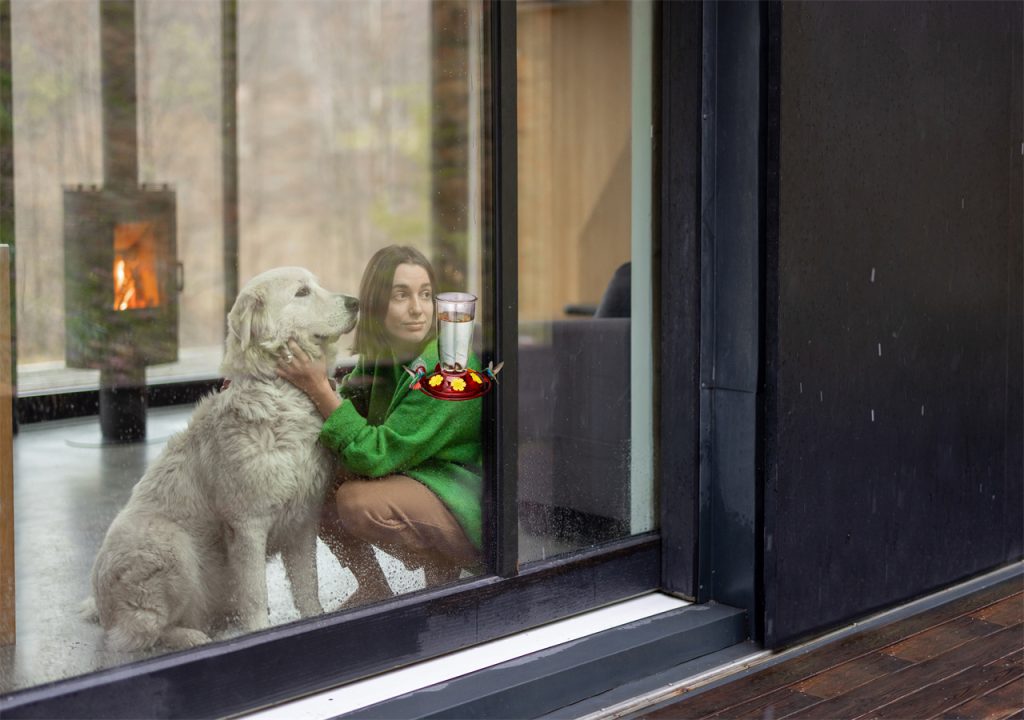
[345,296,359,313]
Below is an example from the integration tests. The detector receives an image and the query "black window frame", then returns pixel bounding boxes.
[0,1,736,717]
[0,0,790,712]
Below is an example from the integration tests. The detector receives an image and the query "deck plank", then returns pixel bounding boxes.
[640,685,764,719]
[698,687,795,720]
[793,651,912,698]
[884,616,1003,662]
[633,579,1023,720]
[729,688,822,720]
[698,687,819,719]
[781,624,1023,720]
[864,650,1022,719]
[971,595,1024,628]
[936,668,1024,719]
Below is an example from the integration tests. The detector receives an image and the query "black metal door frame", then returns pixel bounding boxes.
[661,0,767,641]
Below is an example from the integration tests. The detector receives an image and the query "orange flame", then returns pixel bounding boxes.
[112,222,161,311]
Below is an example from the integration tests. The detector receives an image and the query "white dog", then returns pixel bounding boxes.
[84,267,358,651]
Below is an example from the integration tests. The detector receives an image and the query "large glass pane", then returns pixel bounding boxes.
[3,0,491,693]
[517,0,656,562]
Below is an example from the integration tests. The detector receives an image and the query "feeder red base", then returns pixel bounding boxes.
[415,363,492,401]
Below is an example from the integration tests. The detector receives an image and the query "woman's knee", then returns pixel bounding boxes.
[334,481,379,534]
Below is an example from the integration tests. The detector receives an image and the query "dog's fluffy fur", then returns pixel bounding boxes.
[85,267,357,651]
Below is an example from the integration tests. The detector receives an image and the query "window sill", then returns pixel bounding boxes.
[249,595,747,720]
[245,593,693,718]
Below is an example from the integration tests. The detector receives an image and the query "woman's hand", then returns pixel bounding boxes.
[276,339,342,419]
[275,339,325,394]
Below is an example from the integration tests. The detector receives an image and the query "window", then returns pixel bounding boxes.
[5,0,492,693]
[0,1,664,715]
[517,0,655,562]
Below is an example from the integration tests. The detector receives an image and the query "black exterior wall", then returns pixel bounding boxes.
[763,1,1024,648]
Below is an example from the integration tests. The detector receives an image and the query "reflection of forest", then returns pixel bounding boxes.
[11,0,631,385]
[12,0,455,377]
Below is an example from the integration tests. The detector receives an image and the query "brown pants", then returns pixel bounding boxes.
[322,474,480,593]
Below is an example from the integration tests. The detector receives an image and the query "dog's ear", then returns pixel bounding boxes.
[228,289,270,352]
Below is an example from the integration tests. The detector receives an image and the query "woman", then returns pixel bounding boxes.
[277,245,482,606]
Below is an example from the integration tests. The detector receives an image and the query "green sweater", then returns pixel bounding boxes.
[319,339,483,549]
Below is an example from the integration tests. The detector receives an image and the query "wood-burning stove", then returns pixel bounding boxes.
[63,1,179,443]
[63,185,178,441]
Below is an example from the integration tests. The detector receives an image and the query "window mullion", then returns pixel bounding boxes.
[487,0,518,578]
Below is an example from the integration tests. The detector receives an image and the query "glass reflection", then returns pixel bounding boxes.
[5,0,488,694]
[516,0,652,562]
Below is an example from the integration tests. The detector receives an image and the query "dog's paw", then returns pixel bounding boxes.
[79,596,100,623]
[239,613,271,633]
[161,627,212,649]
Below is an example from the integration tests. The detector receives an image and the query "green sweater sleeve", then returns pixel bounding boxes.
[319,384,481,479]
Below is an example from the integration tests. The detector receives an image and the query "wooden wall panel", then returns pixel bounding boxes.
[517,1,632,322]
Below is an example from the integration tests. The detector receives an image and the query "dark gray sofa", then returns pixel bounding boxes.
[518,316,631,546]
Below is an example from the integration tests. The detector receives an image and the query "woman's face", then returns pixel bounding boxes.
[384,263,433,353]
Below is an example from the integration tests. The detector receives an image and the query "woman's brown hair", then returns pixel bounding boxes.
[353,245,437,361]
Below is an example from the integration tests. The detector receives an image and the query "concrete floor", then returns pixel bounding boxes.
[0,406,432,695]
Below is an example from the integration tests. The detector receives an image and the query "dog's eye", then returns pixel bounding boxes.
[295,286,311,297]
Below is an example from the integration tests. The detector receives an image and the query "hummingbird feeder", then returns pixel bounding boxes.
[403,292,502,401]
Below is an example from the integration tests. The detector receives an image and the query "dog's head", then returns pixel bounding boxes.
[221,267,358,379]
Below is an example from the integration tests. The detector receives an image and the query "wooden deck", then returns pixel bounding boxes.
[633,577,1024,720]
